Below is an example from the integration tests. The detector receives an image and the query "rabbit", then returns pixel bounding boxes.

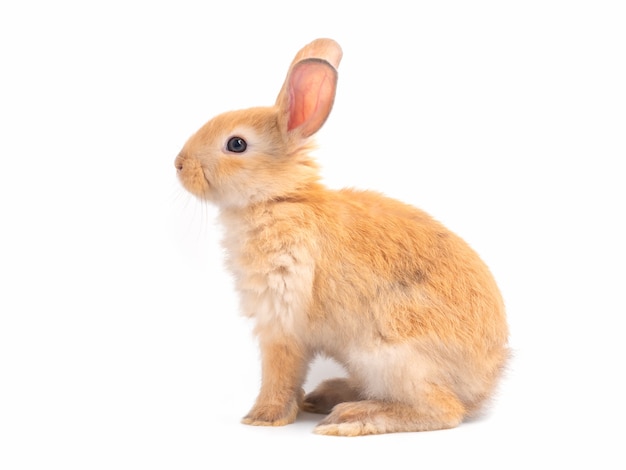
[174,38,509,436]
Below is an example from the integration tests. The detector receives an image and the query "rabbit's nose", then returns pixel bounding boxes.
[174,155,184,171]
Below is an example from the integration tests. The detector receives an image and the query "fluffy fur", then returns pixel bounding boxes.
[175,38,509,436]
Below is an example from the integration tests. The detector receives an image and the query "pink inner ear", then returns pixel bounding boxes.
[287,60,336,137]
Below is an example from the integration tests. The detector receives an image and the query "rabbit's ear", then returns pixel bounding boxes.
[279,59,338,137]
[287,38,343,72]
[276,39,342,138]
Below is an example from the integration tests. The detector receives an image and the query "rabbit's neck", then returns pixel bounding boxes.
[218,202,317,337]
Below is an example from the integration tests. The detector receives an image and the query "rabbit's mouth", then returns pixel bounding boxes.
[201,168,213,189]
[175,154,213,199]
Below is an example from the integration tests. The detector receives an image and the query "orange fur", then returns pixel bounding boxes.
[175,38,509,436]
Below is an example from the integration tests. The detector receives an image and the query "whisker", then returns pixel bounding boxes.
[169,185,184,204]
[169,180,220,259]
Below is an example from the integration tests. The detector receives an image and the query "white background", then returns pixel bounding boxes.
[1,1,625,468]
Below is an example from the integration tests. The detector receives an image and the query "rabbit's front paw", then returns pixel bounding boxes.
[242,400,299,427]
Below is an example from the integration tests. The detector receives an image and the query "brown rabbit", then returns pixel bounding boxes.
[174,38,509,436]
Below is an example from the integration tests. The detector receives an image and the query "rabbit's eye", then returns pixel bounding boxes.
[226,136,247,153]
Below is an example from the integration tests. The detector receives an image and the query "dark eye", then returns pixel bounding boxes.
[226,136,247,153]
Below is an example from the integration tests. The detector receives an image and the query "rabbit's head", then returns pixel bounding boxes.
[175,39,342,208]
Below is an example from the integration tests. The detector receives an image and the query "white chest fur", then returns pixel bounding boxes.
[219,206,316,337]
